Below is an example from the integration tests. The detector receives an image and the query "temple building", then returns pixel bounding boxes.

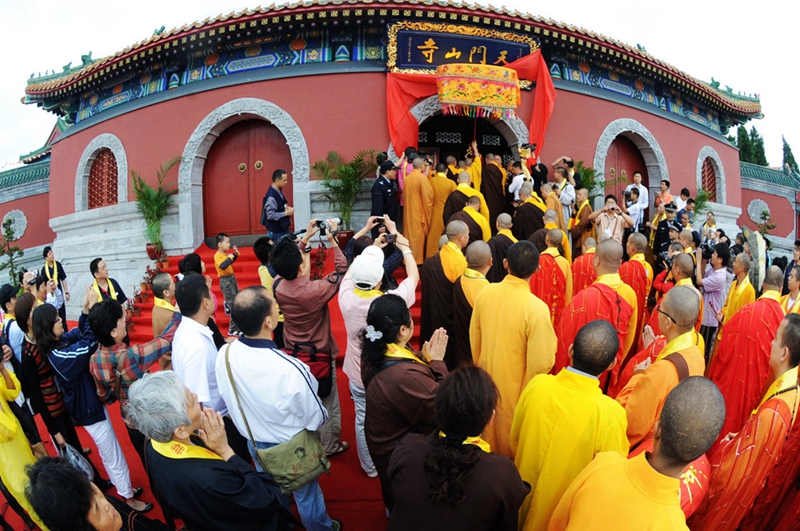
[1,0,793,312]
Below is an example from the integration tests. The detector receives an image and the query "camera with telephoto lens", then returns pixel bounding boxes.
[657,251,673,269]
[316,217,342,236]
[700,242,716,261]
[622,189,632,201]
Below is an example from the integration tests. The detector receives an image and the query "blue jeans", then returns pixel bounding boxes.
[248,440,333,531]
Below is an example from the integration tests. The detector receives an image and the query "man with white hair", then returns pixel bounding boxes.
[338,230,418,478]
[127,371,294,531]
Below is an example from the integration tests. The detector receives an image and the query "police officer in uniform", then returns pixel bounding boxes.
[371,160,400,235]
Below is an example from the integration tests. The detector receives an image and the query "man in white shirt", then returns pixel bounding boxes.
[553,167,576,245]
[216,286,340,531]
[674,187,690,212]
[622,187,645,232]
[508,161,529,203]
[624,171,649,211]
[172,274,250,461]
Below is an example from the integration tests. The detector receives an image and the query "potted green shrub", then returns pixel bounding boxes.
[312,150,378,241]
[132,157,180,260]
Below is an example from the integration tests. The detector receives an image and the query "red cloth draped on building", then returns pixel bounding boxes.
[386,50,556,156]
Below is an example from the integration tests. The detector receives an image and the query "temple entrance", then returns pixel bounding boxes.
[203,119,293,238]
[418,114,512,169]
[604,134,649,205]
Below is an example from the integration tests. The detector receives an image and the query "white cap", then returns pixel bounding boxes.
[351,247,384,289]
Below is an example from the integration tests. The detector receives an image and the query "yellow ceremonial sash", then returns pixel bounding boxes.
[675,278,693,287]
[524,196,547,212]
[354,288,383,300]
[497,229,518,243]
[151,440,224,461]
[448,165,459,176]
[462,207,490,240]
[93,279,117,301]
[569,200,590,230]
[759,290,782,304]
[703,222,716,234]
[655,331,698,362]
[384,343,427,366]
[723,276,752,322]
[542,247,560,258]
[153,297,175,311]
[557,179,568,191]
[754,366,799,420]
[782,294,800,315]
[438,431,491,453]
[43,262,58,285]
[649,214,666,247]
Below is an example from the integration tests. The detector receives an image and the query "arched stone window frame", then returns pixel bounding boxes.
[593,118,669,210]
[75,133,128,212]
[696,146,726,205]
[178,97,310,250]
[387,95,530,161]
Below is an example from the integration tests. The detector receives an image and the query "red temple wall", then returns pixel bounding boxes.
[737,189,795,239]
[49,71,740,219]
[0,193,56,249]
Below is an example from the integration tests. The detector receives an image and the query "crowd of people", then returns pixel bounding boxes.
[0,149,797,531]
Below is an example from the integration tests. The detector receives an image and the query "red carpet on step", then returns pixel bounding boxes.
[2,244,395,530]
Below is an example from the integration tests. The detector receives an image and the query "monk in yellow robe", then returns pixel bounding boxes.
[511,320,628,531]
[542,183,566,233]
[551,377,726,531]
[781,264,800,314]
[529,228,572,331]
[710,252,756,362]
[451,241,491,368]
[615,286,706,447]
[402,157,434,265]
[465,140,482,191]
[471,240,557,458]
[425,163,456,258]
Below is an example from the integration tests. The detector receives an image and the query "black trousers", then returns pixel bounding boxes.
[223,415,252,463]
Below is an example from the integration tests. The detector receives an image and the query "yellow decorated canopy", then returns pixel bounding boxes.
[436,63,521,120]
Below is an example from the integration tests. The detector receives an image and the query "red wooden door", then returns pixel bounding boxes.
[604,135,648,203]
[203,120,292,236]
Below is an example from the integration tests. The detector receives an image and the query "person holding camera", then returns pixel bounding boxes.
[695,243,731,359]
[623,171,649,212]
[552,156,578,188]
[588,195,634,245]
[272,218,349,458]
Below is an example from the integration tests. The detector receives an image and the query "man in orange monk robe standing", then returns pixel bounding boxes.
[555,240,637,390]
[530,228,572,331]
[571,237,597,296]
[707,266,786,448]
[402,157,434,264]
[615,286,706,447]
[690,313,800,531]
[425,163,456,258]
[619,233,653,361]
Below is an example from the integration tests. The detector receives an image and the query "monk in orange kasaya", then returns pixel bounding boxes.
[530,228,572,331]
[425,163,456,258]
[555,239,637,391]
[402,157,433,264]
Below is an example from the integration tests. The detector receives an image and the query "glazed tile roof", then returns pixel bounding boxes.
[740,161,800,189]
[0,160,50,190]
[23,0,761,117]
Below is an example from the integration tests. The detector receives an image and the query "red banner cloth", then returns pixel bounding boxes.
[386,50,557,156]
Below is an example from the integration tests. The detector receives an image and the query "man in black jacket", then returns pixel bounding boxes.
[371,161,400,234]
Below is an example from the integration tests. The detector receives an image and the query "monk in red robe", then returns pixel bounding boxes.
[619,233,653,363]
[571,237,597,296]
[707,266,786,448]
[555,240,637,391]
[530,228,573,331]
[690,314,800,531]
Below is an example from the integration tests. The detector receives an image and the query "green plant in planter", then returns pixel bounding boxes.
[131,157,180,255]
[312,150,378,230]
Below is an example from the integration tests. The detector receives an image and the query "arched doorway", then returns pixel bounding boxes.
[418,114,513,167]
[604,135,649,202]
[202,119,293,237]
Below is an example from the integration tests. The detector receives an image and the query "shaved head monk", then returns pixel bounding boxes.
[447,195,490,245]
[555,240,637,390]
[450,241,492,368]
[530,228,573,331]
[420,219,468,367]
[692,313,800,531]
[512,182,545,241]
[619,232,653,361]
[511,320,628,531]
[487,213,518,283]
[707,265,786,445]
[568,188,594,259]
[615,286,706,447]
[551,376,726,531]
[403,156,434,263]
[529,210,570,262]
[543,181,566,232]
[571,237,597,296]
[471,240,557,457]
[425,162,456,258]
[710,251,756,361]
[442,171,489,225]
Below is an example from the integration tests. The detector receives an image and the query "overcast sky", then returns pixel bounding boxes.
[1,0,795,170]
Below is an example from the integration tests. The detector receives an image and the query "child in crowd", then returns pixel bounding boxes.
[253,237,284,348]
[213,233,240,335]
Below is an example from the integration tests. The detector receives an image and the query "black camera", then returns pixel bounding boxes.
[385,234,397,244]
[316,217,342,236]
[622,190,632,201]
[657,251,673,269]
[700,242,716,261]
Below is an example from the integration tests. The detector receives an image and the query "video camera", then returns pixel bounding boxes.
[657,251,673,269]
[277,229,307,244]
[699,241,716,261]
